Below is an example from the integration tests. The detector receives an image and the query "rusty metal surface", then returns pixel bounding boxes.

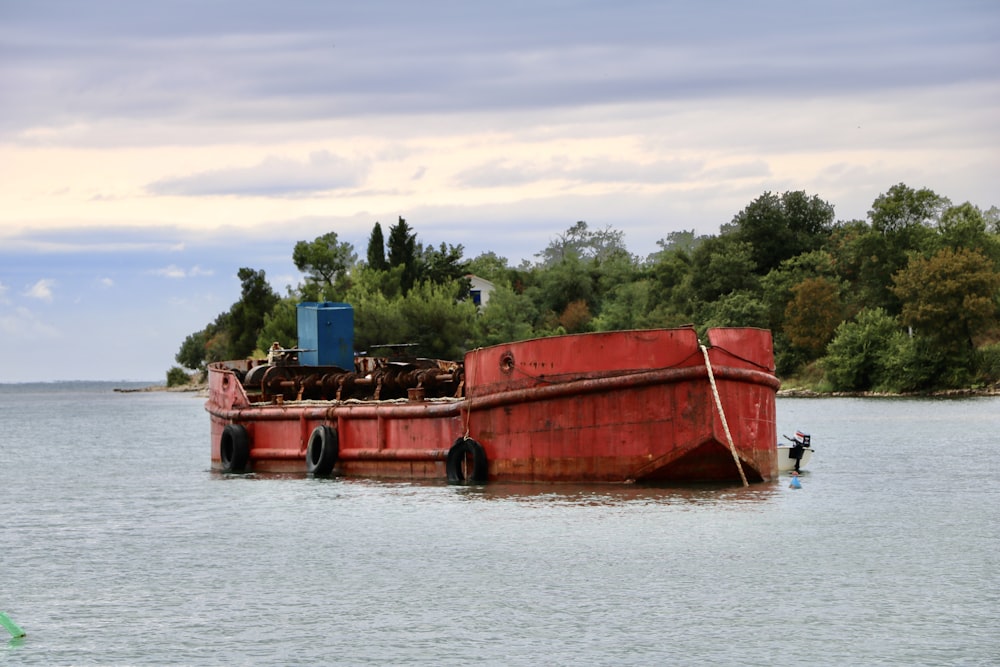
[207,327,779,485]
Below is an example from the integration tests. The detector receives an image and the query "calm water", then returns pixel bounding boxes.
[0,384,997,666]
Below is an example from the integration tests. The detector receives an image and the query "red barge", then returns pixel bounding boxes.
[207,303,780,485]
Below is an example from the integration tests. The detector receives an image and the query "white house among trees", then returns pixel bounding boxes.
[467,274,495,309]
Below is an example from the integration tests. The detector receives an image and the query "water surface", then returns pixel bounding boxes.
[1,386,997,665]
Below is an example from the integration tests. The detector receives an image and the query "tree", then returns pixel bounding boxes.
[166,366,192,387]
[419,242,469,287]
[783,277,843,357]
[397,281,479,359]
[823,308,902,391]
[366,222,388,271]
[868,183,948,236]
[292,231,357,297]
[387,216,419,293]
[227,268,280,359]
[698,290,768,329]
[255,297,299,352]
[592,280,656,332]
[759,249,839,333]
[473,283,537,346]
[530,252,595,316]
[535,221,628,267]
[729,190,835,274]
[689,235,758,303]
[176,329,209,370]
[559,299,592,333]
[934,202,1000,262]
[891,247,1000,352]
[653,229,707,255]
[175,269,275,367]
[466,251,512,284]
[648,244,695,322]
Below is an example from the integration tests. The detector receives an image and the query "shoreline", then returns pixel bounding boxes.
[116,382,1000,399]
[114,383,207,395]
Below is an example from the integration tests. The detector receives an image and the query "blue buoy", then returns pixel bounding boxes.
[789,471,802,489]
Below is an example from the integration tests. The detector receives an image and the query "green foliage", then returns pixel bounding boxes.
[466,251,512,284]
[166,366,192,387]
[759,250,839,332]
[473,283,537,346]
[974,342,1000,385]
[934,202,1000,262]
[366,221,388,271]
[292,231,357,297]
[783,276,843,357]
[729,190,835,275]
[648,246,695,320]
[875,333,953,393]
[176,330,208,370]
[397,281,478,359]
[171,185,1000,392]
[591,280,656,331]
[387,216,419,294]
[419,242,469,288]
[689,236,758,303]
[256,298,299,352]
[528,253,595,316]
[344,278,409,353]
[698,290,769,329]
[868,183,948,236]
[823,308,903,391]
[891,247,1000,351]
[227,268,280,359]
[174,268,278,369]
[536,220,627,267]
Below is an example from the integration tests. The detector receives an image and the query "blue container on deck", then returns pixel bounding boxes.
[296,302,354,369]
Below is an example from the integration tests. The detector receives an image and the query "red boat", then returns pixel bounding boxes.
[207,304,779,485]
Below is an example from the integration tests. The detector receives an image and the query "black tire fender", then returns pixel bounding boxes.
[220,424,250,473]
[306,425,339,476]
[446,437,488,484]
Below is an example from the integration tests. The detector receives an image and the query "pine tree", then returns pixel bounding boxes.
[366,221,388,271]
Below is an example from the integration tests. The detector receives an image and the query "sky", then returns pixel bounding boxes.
[1,0,998,382]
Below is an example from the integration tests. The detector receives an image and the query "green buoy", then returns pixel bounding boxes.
[0,612,25,638]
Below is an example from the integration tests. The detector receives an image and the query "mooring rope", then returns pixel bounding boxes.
[700,344,749,487]
[462,348,480,439]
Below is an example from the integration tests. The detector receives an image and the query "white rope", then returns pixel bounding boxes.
[700,344,749,487]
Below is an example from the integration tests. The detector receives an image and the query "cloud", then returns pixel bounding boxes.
[149,264,215,279]
[146,151,371,197]
[0,281,8,305]
[150,265,190,278]
[98,277,114,288]
[0,306,61,341]
[2,2,996,145]
[24,279,55,302]
[456,156,707,188]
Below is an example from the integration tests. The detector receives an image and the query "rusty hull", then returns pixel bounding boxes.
[206,327,780,484]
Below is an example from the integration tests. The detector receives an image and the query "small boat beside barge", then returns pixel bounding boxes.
[778,431,814,472]
[206,302,781,485]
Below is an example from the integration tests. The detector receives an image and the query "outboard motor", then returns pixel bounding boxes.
[788,430,811,472]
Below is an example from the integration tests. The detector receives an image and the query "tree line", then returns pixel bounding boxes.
[171,183,1000,393]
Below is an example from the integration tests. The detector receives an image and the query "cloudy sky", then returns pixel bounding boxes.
[1,0,998,382]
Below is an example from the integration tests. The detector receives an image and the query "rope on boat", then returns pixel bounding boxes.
[700,344,749,487]
[462,348,479,439]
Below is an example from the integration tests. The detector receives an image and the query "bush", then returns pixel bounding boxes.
[822,308,901,391]
[975,342,1000,385]
[166,366,192,387]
